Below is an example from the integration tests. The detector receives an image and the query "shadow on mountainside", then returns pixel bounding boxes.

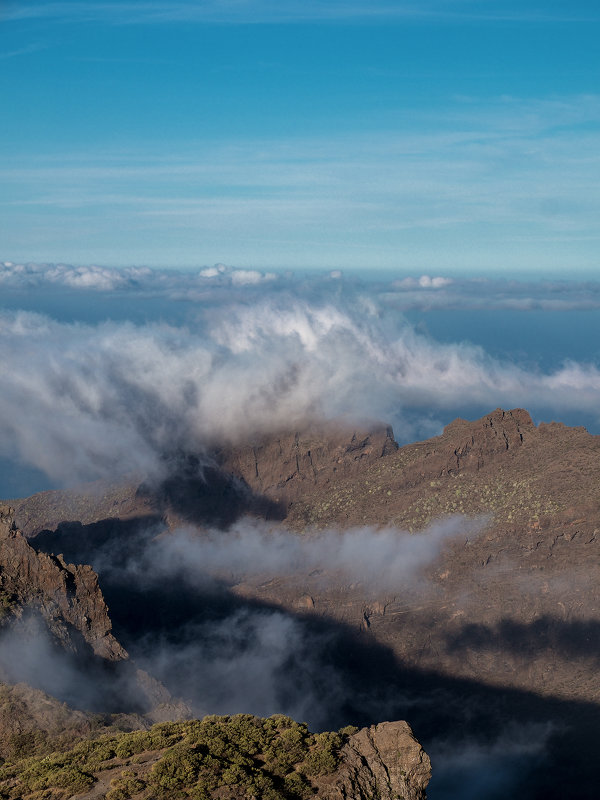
[28,518,600,800]
[29,515,167,568]
[444,616,600,663]
[140,455,286,527]
[28,464,287,565]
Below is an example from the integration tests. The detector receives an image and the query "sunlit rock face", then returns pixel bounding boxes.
[0,504,125,661]
[314,721,431,800]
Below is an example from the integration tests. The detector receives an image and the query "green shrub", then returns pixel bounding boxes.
[74,736,117,765]
[105,769,147,800]
[23,763,94,793]
[149,746,204,790]
[303,732,342,776]
[6,731,49,760]
[0,591,16,619]
[0,713,347,800]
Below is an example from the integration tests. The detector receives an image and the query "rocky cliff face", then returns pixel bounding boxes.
[216,424,398,509]
[0,505,125,661]
[315,721,431,800]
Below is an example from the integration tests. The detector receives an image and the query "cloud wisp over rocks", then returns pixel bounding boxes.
[22,512,478,727]
[102,515,481,594]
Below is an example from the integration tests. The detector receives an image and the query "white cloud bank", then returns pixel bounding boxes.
[4,261,600,312]
[1,277,600,489]
[0,260,278,293]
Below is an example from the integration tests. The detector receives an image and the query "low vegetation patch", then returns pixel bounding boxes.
[0,714,354,799]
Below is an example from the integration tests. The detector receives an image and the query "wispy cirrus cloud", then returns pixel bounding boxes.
[3,1,598,25]
[0,42,46,59]
[2,93,600,270]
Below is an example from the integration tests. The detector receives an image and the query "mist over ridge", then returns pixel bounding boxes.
[2,263,600,498]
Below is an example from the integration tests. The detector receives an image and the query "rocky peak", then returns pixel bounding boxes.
[0,505,17,533]
[319,720,431,800]
[441,407,535,474]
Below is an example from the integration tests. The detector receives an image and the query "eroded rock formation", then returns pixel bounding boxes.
[0,505,125,661]
[315,721,431,800]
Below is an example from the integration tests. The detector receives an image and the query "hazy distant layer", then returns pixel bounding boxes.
[1,264,599,498]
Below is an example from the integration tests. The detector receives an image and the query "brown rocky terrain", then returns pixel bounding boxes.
[9,481,159,540]
[216,407,600,703]
[9,424,397,536]
[5,408,600,797]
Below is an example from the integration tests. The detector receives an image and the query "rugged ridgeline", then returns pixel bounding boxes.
[9,424,399,536]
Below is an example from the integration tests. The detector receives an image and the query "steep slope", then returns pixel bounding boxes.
[0,507,188,726]
[0,505,124,661]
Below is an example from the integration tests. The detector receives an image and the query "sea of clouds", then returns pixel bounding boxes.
[2,261,600,490]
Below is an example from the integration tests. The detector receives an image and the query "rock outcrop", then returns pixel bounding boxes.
[0,505,125,661]
[316,721,431,800]
[216,423,398,509]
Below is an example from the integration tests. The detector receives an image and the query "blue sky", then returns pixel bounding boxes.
[1,1,599,272]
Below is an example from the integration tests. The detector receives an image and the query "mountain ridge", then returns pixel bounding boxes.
[4,407,600,797]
